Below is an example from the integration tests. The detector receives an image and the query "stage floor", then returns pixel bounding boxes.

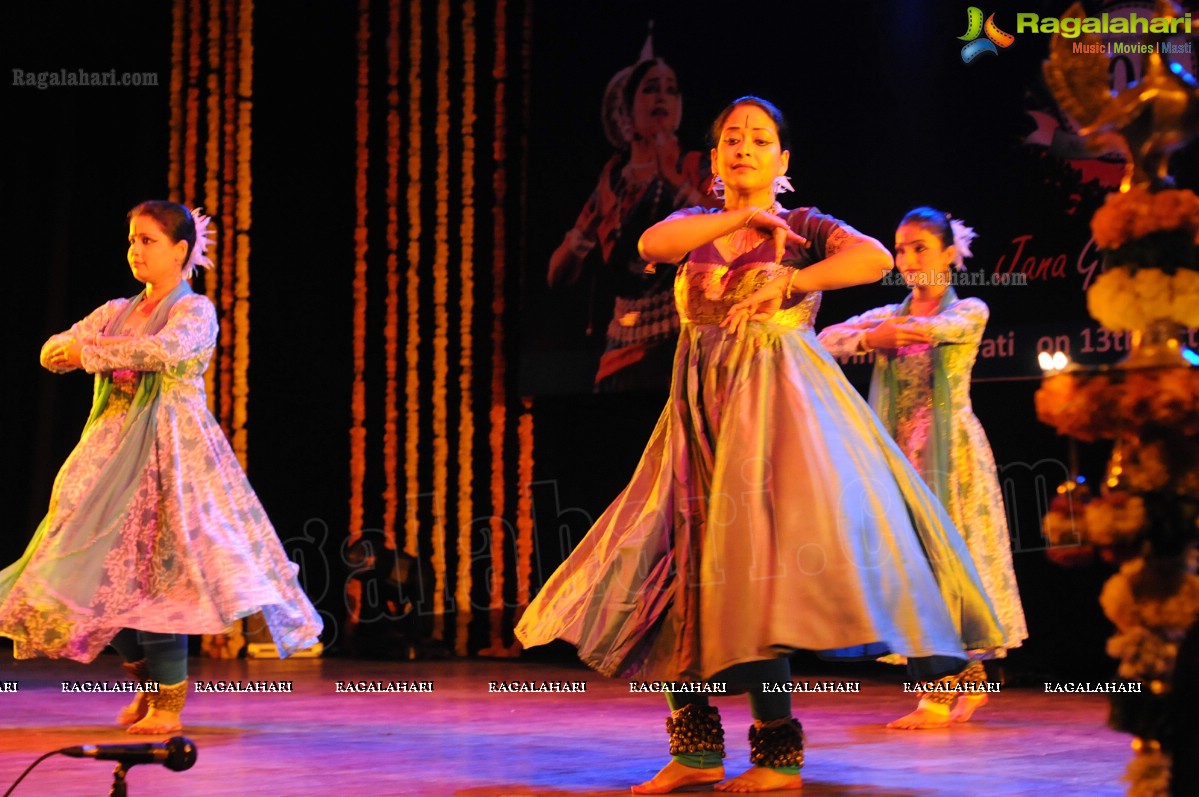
[0,655,1128,796]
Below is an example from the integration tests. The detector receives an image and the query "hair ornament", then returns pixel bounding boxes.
[601,22,657,147]
[186,208,215,279]
[948,216,976,271]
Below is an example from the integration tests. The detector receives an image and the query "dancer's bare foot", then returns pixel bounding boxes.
[715,767,802,792]
[631,760,725,794]
[886,699,951,729]
[949,692,989,722]
[116,693,149,726]
[127,707,182,735]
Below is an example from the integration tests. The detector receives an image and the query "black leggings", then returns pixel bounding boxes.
[109,629,188,684]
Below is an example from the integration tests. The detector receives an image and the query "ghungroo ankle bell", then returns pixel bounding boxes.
[958,660,987,687]
[919,673,960,706]
[665,704,726,758]
[149,680,188,714]
[748,718,804,769]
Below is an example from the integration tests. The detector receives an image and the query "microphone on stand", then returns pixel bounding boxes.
[61,736,197,772]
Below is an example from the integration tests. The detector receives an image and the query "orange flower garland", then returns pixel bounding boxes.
[517,0,536,617]
[1087,187,1199,333]
[403,0,423,560]
[221,0,237,461]
[347,0,370,617]
[214,0,228,429]
[430,0,451,642]
[1091,187,1199,250]
[336,0,527,653]
[204,0,220,234]
[168,0,185,200]
[1036,368,1199,440]
[185,0,202,419]
[183,0,214,409]
[184,0,200,212]
[232,0,253,464]
[170,0,258,655]
[517,398,535,612]
[454,0,478,656]
[486,0,510,653]
[382,0,400,555]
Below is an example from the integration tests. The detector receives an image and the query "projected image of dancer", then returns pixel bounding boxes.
[547,33,715,392]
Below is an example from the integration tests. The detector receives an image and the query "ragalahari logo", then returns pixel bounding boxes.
[959,7,1015,62]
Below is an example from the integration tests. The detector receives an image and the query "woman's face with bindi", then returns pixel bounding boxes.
[629,63,682,139]
[711,103,789,194]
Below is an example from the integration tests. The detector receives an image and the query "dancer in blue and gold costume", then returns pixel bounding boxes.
[517,97,1002,794]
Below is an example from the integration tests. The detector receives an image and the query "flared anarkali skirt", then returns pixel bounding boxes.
[0,375,322,662]
[516,320,1003,682]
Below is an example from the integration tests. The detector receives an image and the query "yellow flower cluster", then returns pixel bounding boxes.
[1041,504,1083,547]
[1104,558,1199,631]
[1100,558,1199,686]
[1041,492,1146,547]
[1121,439,1171,493]
[1087,266,1199,331]
[1122,747,1172,797]
[1091,187,1199,250]
[1085,494,1147,545]
[1106,625,1178,682]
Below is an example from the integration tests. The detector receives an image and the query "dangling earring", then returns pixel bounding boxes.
[708,175,725,200]
[772,175,794,196]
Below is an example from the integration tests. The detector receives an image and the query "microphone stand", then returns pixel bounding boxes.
[108,762,129,797]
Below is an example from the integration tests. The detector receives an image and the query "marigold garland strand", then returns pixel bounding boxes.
[203,0,220,238]
[430,0,452,641]
[217,0,237,440]
[517,397,535,610]
[333,0,527,651]
[346,0,371,625]
[169,0,255,655]
[516,0,536,619]
[455,0,477,656]
[487,0,509,651]
[208,1,233,436]
[403,0,423,561]
[382,0,401,556]
[185,0,201,212]
[168,0,185,201]
[185,0,202,416]
[231,0,252,465]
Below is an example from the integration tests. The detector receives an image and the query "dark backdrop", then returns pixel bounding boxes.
[4,0,1196,679]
